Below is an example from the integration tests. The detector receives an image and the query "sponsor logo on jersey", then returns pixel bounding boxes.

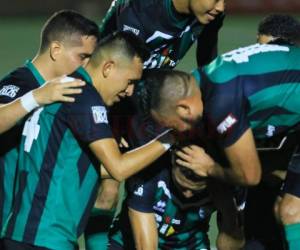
[217,114,237,134]
[154,200,166,213]
[158,180,171,198]
[166,226,175,236]
[0,84,20,98]
[159,224,168,234]
[133,185,144,196]
[123,24,140,35]
[171,218,181,225]
[266,125,276,137]
[91,106,108,124]
[155,214,162,222]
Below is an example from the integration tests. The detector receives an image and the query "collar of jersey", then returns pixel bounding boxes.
[76,66,93,85]
[191,68,201,87]
[25,60,46,86]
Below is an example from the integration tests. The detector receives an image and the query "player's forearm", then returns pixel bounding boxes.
[0,100,28,134]
[111,140,167,181]
[210,163,258,186]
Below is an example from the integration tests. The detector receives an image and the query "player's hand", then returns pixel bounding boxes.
[176,145,215,177]
[33,75,85,105]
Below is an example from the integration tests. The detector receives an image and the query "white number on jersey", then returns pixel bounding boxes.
[222,44,289,64]
[22,107,43,152]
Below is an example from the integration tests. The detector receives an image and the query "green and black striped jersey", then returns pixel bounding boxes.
[0,61,44,233]
[109,155,215,250]
[194,43,300,147]
[2,68,113,250]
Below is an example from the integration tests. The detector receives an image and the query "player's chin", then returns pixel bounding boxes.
[203,13,216,24]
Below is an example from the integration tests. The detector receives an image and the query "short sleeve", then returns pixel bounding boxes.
[126,174,157,213]
[63,85,113,144]
[202,71,250,147]
[0,67,38,103]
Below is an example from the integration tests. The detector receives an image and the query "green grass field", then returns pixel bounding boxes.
[0,15,263,77]
[0,14,298,249]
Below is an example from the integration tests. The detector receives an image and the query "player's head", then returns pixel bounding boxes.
[39,10,99,75]
[171,146,207,198]
[87,31,149,106]
[143,69,203,132]
[187,0,225,24]
[257,14,300,45]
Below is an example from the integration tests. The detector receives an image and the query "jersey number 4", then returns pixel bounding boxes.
[22,108,43,152]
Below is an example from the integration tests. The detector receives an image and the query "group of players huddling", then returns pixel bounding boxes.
[0,1,300,250]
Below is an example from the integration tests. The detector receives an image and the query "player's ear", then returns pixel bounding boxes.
[49,41,62,61]
[176,99,192,119]
[102,60,115,78]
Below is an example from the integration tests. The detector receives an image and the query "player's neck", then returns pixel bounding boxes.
[172,0,191,14]
[31,53,59,81]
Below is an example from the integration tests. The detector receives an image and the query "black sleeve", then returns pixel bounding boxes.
[203,74,250,147]
[196,13,225,67]
[0,68,38,103]
[126,174,157,213]
[63,86,113,144]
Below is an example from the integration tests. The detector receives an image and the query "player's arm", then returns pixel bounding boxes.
[176,129,261,186]
[89,132,172,182]
[209,181,245,250]
[128,208,158,250]
[0,76,85,134]
[196,13,225,66]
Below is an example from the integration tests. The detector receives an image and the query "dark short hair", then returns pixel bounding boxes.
[94,31,150,63]
[40,10,100,52]
[258,14,300,45]
[139,69,192,114]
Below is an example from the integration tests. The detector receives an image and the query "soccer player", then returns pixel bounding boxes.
[257,14,300,45]
[86,1,226,247]
[0,9,99,247]
[142,42,300,249]
[108,142,245,250]
[1,31,174,250]
[245,14,300,250]
[100,0,225,68]
[0,76,86,134]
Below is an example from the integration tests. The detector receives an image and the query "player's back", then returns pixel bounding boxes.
[202,43,300,140]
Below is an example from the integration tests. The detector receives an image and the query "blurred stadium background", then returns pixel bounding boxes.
[0,0,299,249]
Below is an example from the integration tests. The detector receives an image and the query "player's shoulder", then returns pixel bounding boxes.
[0,66,37,101]
[0,65,35,85]
[70,69,106,107]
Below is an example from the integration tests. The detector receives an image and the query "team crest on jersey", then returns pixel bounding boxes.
[154,200,166,213]
[0,84,20,98]
[217,114,237,134]
[91,106,108,124]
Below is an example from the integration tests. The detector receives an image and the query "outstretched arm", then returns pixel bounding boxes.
[0,76,85,134]
[89,130,173,181]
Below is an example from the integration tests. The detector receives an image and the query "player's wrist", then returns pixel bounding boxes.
[20,90,40,113]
